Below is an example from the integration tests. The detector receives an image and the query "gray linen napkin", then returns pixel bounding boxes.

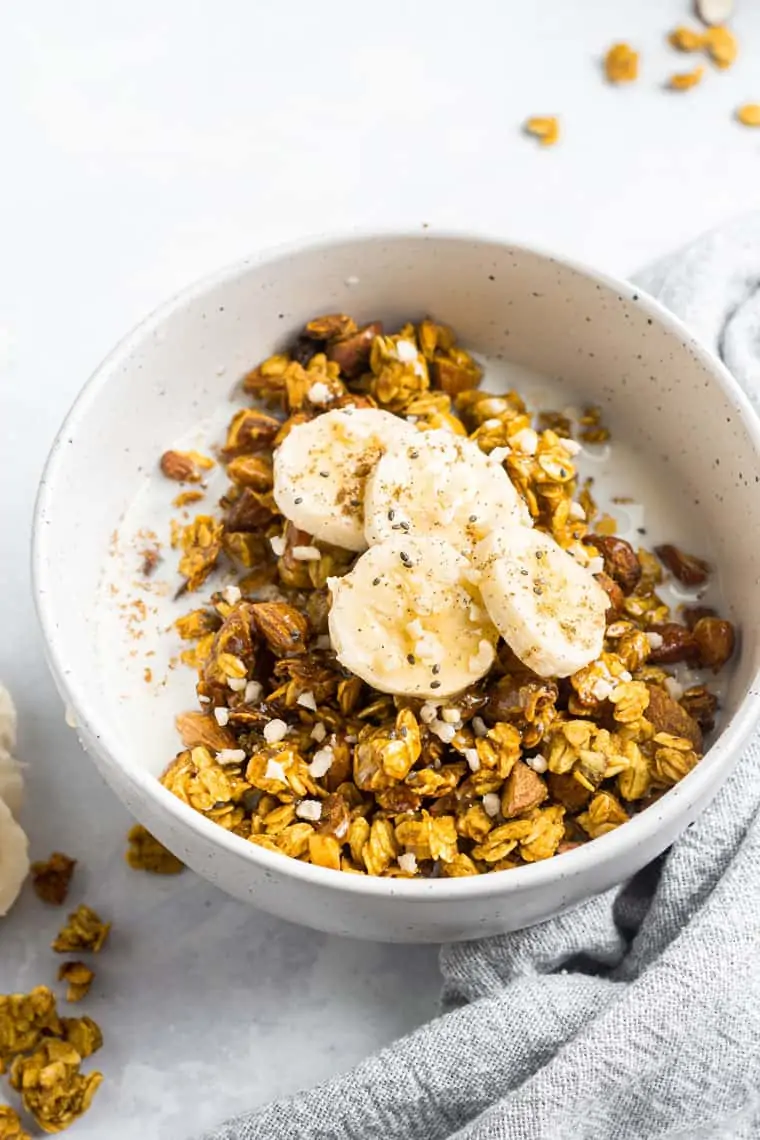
[202,218,760,1140]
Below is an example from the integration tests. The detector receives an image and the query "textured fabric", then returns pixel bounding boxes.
[201,219,760,1140]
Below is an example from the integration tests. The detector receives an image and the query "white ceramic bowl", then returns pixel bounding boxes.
[34,232,760,942]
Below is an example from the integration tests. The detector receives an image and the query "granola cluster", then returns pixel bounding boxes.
[0,987,102,1134]
[158,312,735,878]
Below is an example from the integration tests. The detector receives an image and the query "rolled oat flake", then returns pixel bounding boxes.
[695,0,734,25]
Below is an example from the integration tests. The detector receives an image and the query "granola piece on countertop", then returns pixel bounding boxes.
[30,854,77,907]
[57,963,95,1004]
[125,826,184,876]
[51,906,110,955]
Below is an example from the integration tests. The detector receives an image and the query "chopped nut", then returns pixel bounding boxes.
[52,906,110,955]
[655,544,710,585]
[125,825,185,875]
[679,685,718,732]
[586,535,641,593]
[222,409,280,458]
[524,116,560,146]
[645,685,703,751]
[160,449,213,482]
[57,962,95,1004]
[647,623,700,665]
[668,66,705,90]
[327,322,383,379]
[736,103,760,127]
[175,710,237,752]
[30,853,77,907]
[501,761,548,818]
[604,43,639,83]
[692,616,735,670]
[251,602,310,656]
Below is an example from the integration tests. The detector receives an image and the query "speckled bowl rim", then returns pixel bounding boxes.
[33,227,760,902]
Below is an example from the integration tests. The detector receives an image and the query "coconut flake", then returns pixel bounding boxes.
[228,676,247,692]
[222,585,242,605]
[265,757,288,783]
[511,427,538,455]
[398,852,418,874]
[395,339,418,363]
[430,720,456,744]
[465,748,481,772]
[270,535,286,557]
[292,545,322,562]
[309,746,334,777]
[214,707,230,727]
[646,631,664,650]
[587,556,605,576]
[489,446,510,464]
[664,676,685,701]
[562,438,582,456]
[295,799,323,821]
[569,501,586,521]
[263,718,288,744]
[245,680,263,704]
[217,748,246,765]
[310,721,327,743]
[308,381,332,406]
[525,753,548,774]
[483,793,501,818]
[419,702,439,724]
[441,708,461,725]
[297,691,318,711]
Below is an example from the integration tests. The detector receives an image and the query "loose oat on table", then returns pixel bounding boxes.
[51,907,110,955]
[56,964,94,1005]
[604,43,639,83]
[523,116,560,146]
[156,310,735,878]
[30,854,77,907]
[736,103,760,127]
[668,65,705,90]
[125,825,185,875]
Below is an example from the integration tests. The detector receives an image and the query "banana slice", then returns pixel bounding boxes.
[0,683,17,753]
[273,407,417,552]
[0,748,24,819]
[0,797,29,917]
[364,429,530,554]
[327,535,499,698]
[476,526,608,678]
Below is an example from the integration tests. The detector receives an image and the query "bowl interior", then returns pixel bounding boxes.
[35,233,760,859]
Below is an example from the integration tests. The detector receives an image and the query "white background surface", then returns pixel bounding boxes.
[2,1,760,1136]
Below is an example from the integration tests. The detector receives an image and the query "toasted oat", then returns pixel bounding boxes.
[668,65,705,90]
[57,962,95,1003]
[668,26,707,51]
[523,116,560,147]
[52,906,110,955]
[30,853,77,907]
[0,987,62,1072]
[736,104,760,127]
[125,825,185,875]
[604,43,639,84]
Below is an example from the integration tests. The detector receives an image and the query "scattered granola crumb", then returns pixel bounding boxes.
[668,65,705,90]
[736,103,760,127]
[52,906,111,954]
[668,25,707,51]
[140,545,161,577]
[523,116,560,146]
[57,962,95,1004]
[143,667,153,684]
[125,825,185,875]
[172,489,205,509]
[704,25,737,69]
[30,853,77,907]
[604,43,639,83]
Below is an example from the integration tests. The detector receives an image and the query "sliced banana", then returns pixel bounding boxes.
[476,526,608,678]
[327,535,499,698]
[273,408,417,551]
[364,429,530,554]
[0,796,29,917]
[0,748,24,819]
[0,683,17,752]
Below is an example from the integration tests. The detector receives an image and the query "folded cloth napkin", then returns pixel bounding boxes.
[202,218,760,1140]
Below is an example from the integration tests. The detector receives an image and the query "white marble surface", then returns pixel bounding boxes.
[3,0,760,1135]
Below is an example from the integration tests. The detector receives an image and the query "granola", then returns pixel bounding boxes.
[30,855,77,907]
[157,312,736,878]
[125,825,185,875]
[51,907,110,955]
[57,964,94,1005]
[0,1106,29,1140]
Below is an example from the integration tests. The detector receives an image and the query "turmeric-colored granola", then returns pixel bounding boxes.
[158,313,735,878]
